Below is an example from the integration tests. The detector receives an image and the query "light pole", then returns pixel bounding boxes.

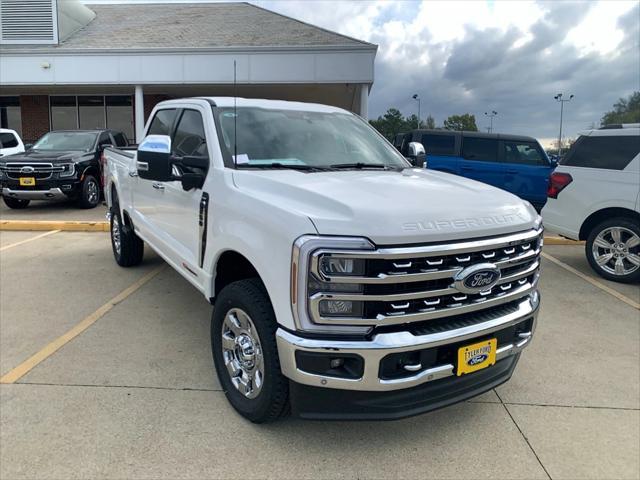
[412,94,421,127]
[554,93,574,156]
[484,110,497,133]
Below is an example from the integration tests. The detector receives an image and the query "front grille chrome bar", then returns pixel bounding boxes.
[310,275,538,326]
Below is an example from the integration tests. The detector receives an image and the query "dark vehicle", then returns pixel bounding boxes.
[0,129,128,209]
[396,130,556,212]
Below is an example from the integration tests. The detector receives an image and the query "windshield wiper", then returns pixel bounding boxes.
[330,162,397,170]
[235,162,331,172]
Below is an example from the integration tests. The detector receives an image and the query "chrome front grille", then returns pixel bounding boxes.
[307,228,542,327]
[1,163,65,180]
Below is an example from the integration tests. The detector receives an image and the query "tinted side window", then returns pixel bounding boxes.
[172,110,208,157]
[462,137,498,162]
[421,133,456,155]
[112,132,128,147]
[562,135,640,170]
[97,132,111,148]
[400,133,413,156]
[503,141,546,166]
[147,109,177,136]
[0,132,18,148]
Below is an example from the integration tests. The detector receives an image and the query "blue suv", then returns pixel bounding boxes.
[395,130,556,212]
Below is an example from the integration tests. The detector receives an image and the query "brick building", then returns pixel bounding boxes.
[0,1,376,143]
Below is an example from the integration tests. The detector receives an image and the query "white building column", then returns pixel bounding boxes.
[134,85,145,143]
[359,84,369,119]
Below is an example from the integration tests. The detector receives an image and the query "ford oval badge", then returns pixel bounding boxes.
[454,263,501,294]
[467,353,488,366]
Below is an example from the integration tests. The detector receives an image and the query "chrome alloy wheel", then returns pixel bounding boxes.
[111,214,122,256]
[221,308,264,399]
[87,179,99,204]
[592,226,640,276]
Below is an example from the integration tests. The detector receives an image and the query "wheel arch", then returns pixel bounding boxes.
[579,207,640,240]
[212,250,266,301]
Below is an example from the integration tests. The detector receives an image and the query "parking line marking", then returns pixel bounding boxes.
[0,230,60,252]
[541,251,640,310]
[0,263,166,384]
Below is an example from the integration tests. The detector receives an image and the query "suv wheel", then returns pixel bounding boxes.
[2,197,30,209]
[211,279,289,423]
[77,175,100,209]
[110,206,144,267]
[586,217,640,283]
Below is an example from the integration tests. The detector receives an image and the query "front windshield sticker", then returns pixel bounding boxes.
[233,154,250,164]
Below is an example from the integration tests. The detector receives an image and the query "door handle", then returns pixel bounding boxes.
[129,171,138,177]
[152,182,165,190]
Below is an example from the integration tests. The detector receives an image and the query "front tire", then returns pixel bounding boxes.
[211,279,289,423]
[110,206,144,267]
[585,217,640,283]
[77,174,100,209]
[2,197,30,209]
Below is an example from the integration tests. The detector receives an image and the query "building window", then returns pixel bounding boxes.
[50,95,133,139]
[0,96,22,136]
[50,96,78,130]
[106,96,133,140]
[79,96,105,130]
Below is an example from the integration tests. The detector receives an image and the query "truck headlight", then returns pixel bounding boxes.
[59,163,76,178]
[292,235,374,334]
[319,257,365,276]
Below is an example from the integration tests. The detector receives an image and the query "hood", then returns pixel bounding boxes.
[1,150,90,163]
[233,168,539,245]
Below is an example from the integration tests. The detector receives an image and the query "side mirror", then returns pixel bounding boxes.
[24,143,33,150]
[406,142,427,167]
[137,135,172,181]
[180,172,205,191]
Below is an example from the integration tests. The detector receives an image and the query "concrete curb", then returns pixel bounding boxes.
[0,220,586,245]
[0,220,109,232]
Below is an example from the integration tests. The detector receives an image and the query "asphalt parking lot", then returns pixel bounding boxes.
[0,229,638,479]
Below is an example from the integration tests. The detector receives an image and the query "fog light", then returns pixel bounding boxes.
[330,358,344,368]
[319,299,363,317]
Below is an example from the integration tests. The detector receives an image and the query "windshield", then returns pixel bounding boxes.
[33,132,97,151]
[215,107,408,170]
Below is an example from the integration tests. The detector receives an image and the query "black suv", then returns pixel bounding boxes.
[0,129,128,209]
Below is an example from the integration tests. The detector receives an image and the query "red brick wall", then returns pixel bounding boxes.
[20,95,49,143]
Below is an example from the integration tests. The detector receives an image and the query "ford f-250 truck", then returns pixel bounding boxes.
[105,97,542,423]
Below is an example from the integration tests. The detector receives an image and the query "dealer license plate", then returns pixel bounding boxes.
[19,177,35,186]
[457,338,497,376]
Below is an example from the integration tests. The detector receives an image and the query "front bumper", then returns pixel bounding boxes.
[1,187,69,201]
[276,291,540,392]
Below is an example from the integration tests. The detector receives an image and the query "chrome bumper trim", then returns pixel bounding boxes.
[276,292,539,392]
[1,187,67,200]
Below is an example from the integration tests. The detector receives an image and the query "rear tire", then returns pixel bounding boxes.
[110,205,144,267]
[211,278,289,423]
[2,197,30,209]
[585,217,640,283]
[77,175,100,209]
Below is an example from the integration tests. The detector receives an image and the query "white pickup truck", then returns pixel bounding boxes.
[105,97,542,422]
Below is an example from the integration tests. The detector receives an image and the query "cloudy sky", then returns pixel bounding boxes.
[255,0,639,146]
[88,0,639,146]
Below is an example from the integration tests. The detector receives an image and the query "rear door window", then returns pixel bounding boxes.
[462,137,499,162]
[503,141,547,166]
[97,132,111,149]
[421,133,456,155]
[0,132,18,149]
[147,109,177,136]
[562,135,640,170]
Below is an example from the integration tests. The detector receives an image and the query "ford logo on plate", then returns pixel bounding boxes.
[467,354,488,366]
[454,263,501,294]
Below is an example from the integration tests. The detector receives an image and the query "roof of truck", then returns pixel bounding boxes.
[2,2,375,53]
[159,97,350,114]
